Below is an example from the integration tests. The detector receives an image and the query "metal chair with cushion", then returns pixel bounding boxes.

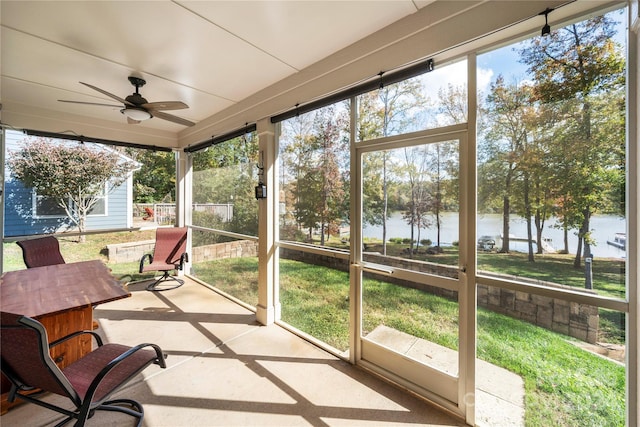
[139,227,188,291]
[0,311,166,427]
[16,236,66,268]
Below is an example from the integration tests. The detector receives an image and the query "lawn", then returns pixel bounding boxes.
[198,256,624,427]
[2,233,626,426]
[3,230,158,280]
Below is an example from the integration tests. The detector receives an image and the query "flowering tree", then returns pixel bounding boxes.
[7,137,137,242]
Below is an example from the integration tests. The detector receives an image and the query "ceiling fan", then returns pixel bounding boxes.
[59,76,195,126]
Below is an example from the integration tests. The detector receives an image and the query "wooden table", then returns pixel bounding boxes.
[0,260,130,414]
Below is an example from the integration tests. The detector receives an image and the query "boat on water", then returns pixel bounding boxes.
[607,232,626,249]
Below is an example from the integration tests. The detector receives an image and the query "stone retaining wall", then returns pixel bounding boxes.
[106,240,155,263]
[192,239,258,261]
[280,247,599,343]
[107,241,598,343]
[478,282,599,343]
[107,239,258,264]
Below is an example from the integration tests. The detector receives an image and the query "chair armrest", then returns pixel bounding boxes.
[84,343,166,402]
[49,330,104,348]
[139,253,153,273]
[178,253,189,270]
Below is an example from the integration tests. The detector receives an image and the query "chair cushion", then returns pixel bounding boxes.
[141,260,179,273]
[16,236,66,268]
[152,227,187,265]
[63,343,158,402]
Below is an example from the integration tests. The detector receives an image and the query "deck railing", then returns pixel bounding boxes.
[134,203,233,225]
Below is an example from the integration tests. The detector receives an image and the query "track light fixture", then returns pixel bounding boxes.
[540,8,553,37]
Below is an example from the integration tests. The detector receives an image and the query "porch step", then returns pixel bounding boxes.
[367,325,525,427]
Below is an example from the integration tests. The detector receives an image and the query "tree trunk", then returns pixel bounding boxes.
[573,208,592,269]
[78,216,86,243]
[501,195,510,253]
[535,209,544,255]
[524,174,534,262]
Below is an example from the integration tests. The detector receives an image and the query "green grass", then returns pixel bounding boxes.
[191,257,259,305]
[343,241,625,299]
[3,235,626,426]
[3,231,158,281]
[200,257,624,427]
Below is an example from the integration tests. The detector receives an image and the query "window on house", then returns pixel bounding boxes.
[34,194,66,217]
[34,184,107,218]
[87,184,107,216]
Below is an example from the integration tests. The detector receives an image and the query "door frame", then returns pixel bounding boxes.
[350,124,476,420]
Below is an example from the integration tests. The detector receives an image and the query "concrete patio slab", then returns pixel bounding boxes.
[1,278,466,427]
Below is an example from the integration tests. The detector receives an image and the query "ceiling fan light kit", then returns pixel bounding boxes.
[121,107,152,121]
[58,76,195,126]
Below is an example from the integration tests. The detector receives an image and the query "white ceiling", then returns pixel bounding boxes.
[2,1,602,149]
[1,1,433,143]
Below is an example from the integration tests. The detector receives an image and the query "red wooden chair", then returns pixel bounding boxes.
[0,311,166,427]
[142,207,154,221]
[16,236,66,268]
[139,227,188,291]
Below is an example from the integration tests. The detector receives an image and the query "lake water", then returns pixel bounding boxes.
[362,212,626,259]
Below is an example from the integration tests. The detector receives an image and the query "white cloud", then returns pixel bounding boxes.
[477,67,494,95]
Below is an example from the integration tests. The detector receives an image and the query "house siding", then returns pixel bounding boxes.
[3,130,132,237]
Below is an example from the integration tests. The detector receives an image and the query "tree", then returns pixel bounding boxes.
[7,138,136,242]
[192,134,259,237]
[517,13,625,268]
[126,150,175,203]
[481,76,531,254]
[400,145,431,256]
[358,79,426,254]
[292,106,348,245]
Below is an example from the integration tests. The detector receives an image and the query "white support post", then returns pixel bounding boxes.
[627,4,639,425]
[459,53,478,426]
[256,118,279,325]
[176,149,192,275]
[349,96,362,365]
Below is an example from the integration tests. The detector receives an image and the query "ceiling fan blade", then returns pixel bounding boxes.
[142,101,188,111]
[58,100,121,108]
[79,82,132,106]
[152,110,195,127]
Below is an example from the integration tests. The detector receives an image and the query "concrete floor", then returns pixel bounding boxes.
[2,277,468,427]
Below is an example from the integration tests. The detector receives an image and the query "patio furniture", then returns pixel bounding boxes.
[0,311,166,427]
[139,227,188,291]
[16,236,65,268]
[143,207,154,221]
[0,260,131,414]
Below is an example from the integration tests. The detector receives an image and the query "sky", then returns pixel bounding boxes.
[423,7,627,103]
